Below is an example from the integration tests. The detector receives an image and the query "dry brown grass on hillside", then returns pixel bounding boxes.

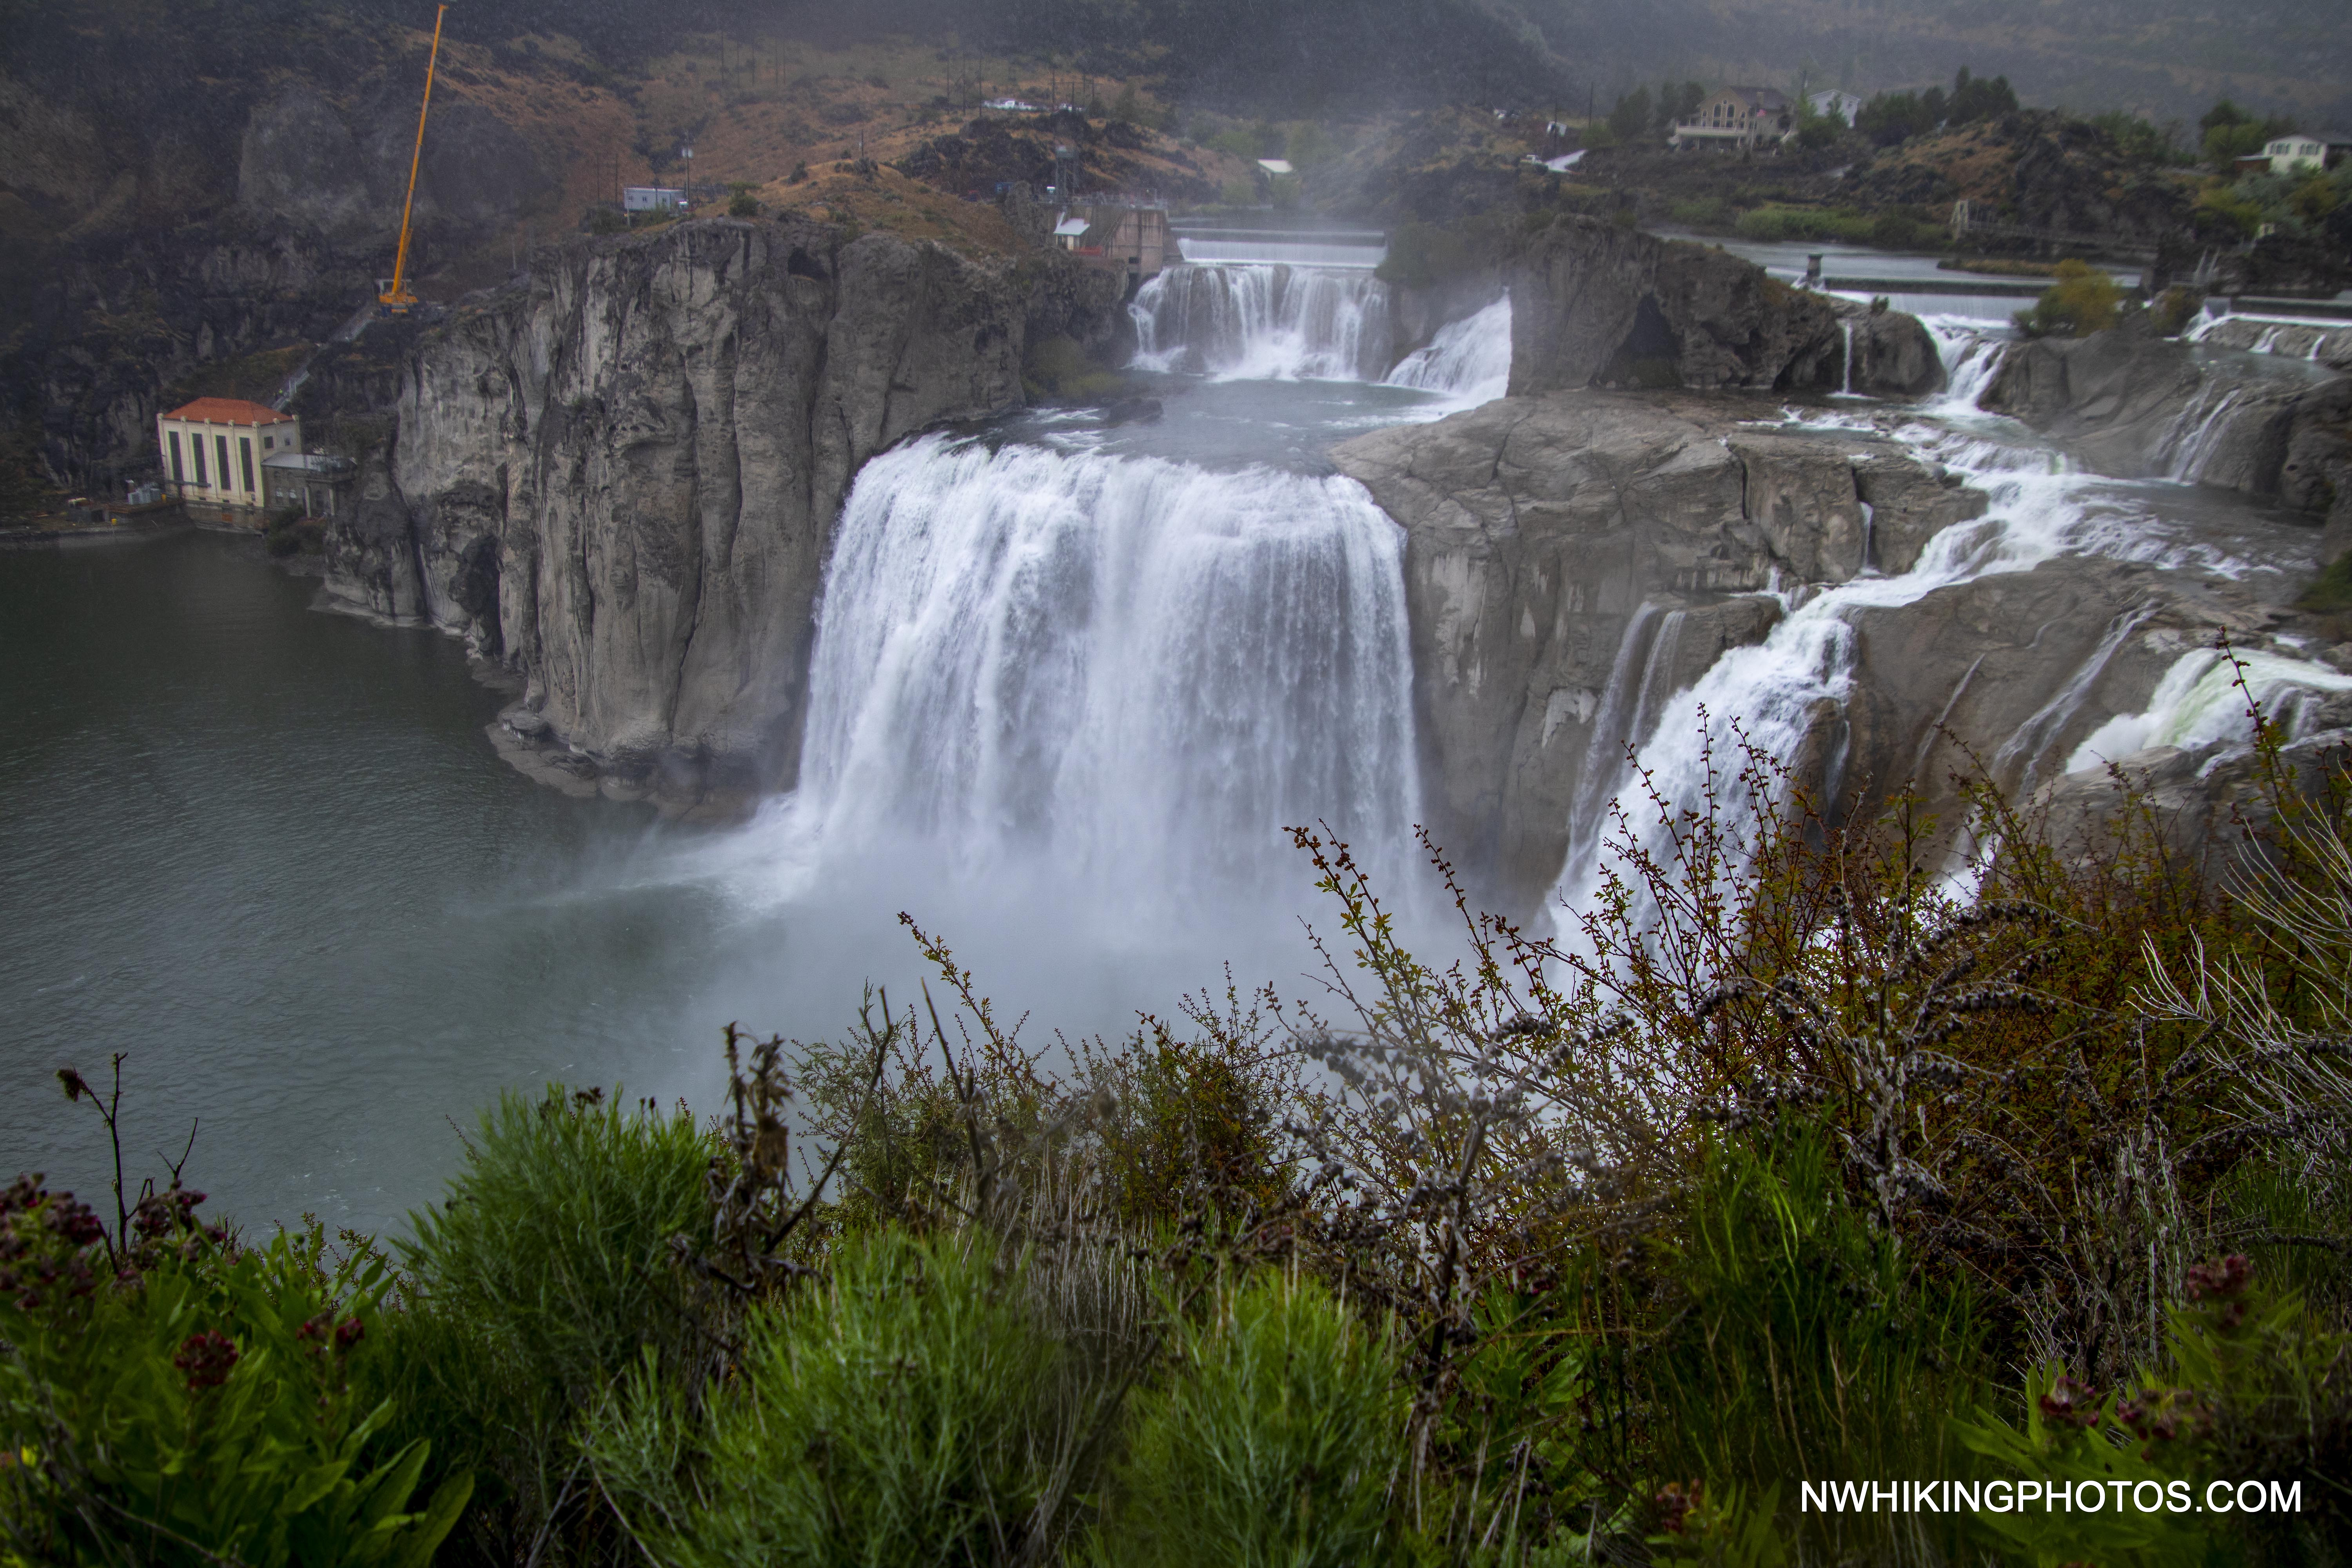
[751,165,1029,259]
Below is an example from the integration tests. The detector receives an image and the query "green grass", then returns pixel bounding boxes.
[591,1228,1065,1567]
[1096,1272,1405,1568]
[377,1087,714,1555]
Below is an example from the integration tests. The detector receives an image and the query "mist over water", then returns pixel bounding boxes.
[20,280,2319,1238]
[0,271,1503,1237]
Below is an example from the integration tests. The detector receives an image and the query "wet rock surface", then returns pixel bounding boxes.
[1981,328,2352,522]
[322,218,1127,816]
[1333,384,2337,910]
[1505,214,1940,400]
[1330,390,1985,903]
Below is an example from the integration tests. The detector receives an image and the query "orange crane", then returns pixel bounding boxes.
[378,5,448,315]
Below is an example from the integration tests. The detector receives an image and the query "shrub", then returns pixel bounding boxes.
[2014,258,2124,337]
[1375,220,1474,289]
[590,1228,1064,1567]
[1624,1124,1990,1562]
[383,1087,713,1556]
[1667,197,1732,230]
[727,191,758,219]
[1098,1273,1405,1568]
[1732,205,1875,243]
[0,1183,466,1566]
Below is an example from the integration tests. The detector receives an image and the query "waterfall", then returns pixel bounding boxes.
[1922,317,2008,416]
[1840,319,1856,396]
[766,434,1421,907]
[1557,606,1688,892]
[2157,382,2247,483]
[1546,418,2247,939]
[2067,648,2352,772]
[1130,264,1394,381]
[1381,297,1514,406]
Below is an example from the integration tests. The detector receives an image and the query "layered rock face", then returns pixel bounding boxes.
[1332,386,2332,909]
[1981,328,2352,528]
[1330,392,1988,903]
[324,218,1127,812]
[1506,216,1918,397]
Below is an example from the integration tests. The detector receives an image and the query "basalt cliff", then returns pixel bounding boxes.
[323,218,1126,813]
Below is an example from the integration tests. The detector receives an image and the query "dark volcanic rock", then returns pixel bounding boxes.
[1839,302,1945,397]
[1982,329,2352,509]
[324,218,1127,815]
[1328,390,1985,902]
[1507,216,1844,395]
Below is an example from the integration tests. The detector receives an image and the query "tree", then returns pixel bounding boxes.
[2201,98,2296,170]
[1856,90,1928,146]
[1653,80,1703,135]
[1947,65,2016,125]
[1608,86,1652,144]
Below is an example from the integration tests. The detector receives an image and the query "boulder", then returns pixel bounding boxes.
[1507,215,1845,395]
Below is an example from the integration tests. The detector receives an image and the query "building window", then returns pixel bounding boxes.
[191,432,207,488]
[168,431,183,484]
[263,436,273,450]
[240,437,254,494]
[216,435,231,495]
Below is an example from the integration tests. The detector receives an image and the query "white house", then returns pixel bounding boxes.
[2265,131,2352,176]
[158,398,299,513]
[1671,88,1796,150]
[1807,89,1863,127]
[622,186,688,213]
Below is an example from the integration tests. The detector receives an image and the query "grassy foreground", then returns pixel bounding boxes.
[6,698,2352,1567]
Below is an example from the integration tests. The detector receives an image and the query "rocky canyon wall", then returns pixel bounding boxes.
[1504,214,1942,399]
[323,217,1127,814]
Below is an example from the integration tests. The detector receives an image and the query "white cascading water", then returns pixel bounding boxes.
[753,434,1421,912]
[1131,264,1394,381]
[2069,648,2352,771]
[1545,319,2352,936]
[1382,297,1515,406]
[2158,381,2249,483]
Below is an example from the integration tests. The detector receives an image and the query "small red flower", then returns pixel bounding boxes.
[333,1316,365,1351]
[174,1330,239,1390]
[2038,1374,2102,1429]
[2186,1254,2253,1302]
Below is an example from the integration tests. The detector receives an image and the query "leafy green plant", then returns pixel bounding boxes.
[383,1086,714,1558]
[1622,1124,1988,1563]
[590,1227,1063,1568]
[0,1180,466,1566]
[2015,257,2124,338]
[1098,1272,1405,1568]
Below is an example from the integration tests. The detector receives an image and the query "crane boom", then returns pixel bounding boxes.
[379,5,448,314]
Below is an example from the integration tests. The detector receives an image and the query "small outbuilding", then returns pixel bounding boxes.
[261,451,358,519]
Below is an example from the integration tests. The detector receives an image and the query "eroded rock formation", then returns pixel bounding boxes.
[323,217,1128,815]
[1506,216,1897,396]
[1329,391,1988,903]
[1332,385,2333,909]
[1980,326,2352,527]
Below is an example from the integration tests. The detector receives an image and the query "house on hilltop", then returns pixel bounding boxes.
[1808,89,1864,128]
[1671,88,1795,150]
[2265,131,2352,175]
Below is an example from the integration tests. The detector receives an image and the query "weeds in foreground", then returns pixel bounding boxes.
[12,695,2352,1566]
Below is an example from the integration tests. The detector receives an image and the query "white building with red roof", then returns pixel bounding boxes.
[157,397,300,513]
